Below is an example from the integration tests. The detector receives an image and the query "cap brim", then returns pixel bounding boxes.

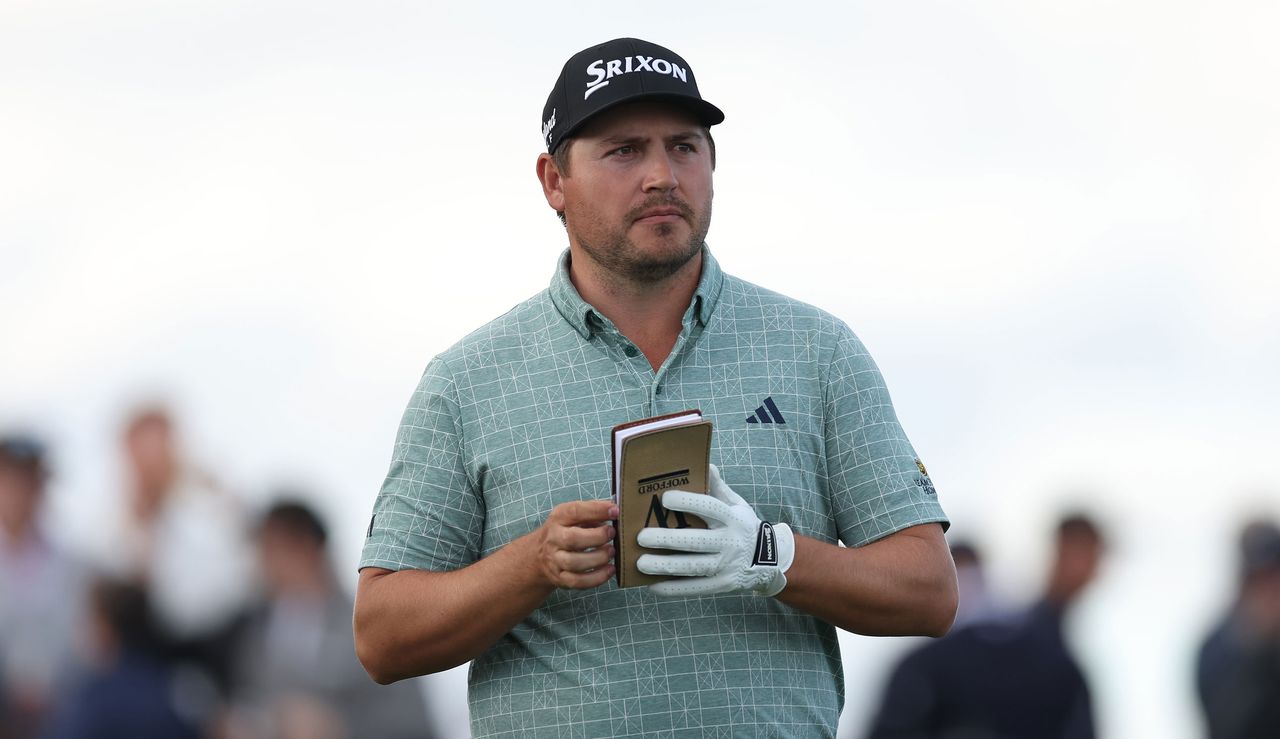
[556,93,725,151]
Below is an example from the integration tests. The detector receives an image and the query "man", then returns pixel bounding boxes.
[44,579,201,739]
[0,434,85,739]
[91,407,252,704]
[225,500,430,739]
[1196,519,1280,739]
[109,408,252,643]
[867,514,1104,738]
[355,38,956,737]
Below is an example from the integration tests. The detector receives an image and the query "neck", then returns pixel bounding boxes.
[568,247,703,371]
[278,569,334,600]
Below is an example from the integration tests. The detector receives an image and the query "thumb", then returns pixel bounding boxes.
[707,464,748,507]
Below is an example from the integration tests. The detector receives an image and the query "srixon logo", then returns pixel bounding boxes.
[584,56,688,99]
[753,522,778,566]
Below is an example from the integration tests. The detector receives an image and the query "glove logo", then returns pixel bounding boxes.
[753,522,779,566]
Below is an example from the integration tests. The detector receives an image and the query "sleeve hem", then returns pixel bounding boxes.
[843,514,950,549]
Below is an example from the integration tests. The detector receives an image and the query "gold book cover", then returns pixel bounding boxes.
[611,410,713,588]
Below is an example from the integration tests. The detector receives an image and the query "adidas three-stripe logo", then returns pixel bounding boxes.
[746,396,786,425]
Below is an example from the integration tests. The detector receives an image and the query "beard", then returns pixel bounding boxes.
[574,194,713,285]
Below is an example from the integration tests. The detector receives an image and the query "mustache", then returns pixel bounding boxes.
[626,197,694,222]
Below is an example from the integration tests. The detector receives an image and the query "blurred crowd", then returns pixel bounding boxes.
[863,514,1280,739]
[3,408,1278,739]
[0,409,431,739]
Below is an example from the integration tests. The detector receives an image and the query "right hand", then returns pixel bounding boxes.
[529,500,618,589]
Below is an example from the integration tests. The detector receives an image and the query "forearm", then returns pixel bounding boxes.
[777,523,957,637]
[355,499,617,683]
[354,534,552,683]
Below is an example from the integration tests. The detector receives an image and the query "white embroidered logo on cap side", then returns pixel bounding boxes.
[583,56,688,100]
[542,108,557,144]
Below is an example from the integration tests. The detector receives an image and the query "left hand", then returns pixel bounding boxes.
[636,464,795,597]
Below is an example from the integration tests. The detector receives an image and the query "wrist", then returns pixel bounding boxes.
[509,530,561,595]
[757,522,795,597]
[775,523,795,574]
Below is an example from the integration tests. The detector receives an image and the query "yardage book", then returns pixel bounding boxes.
[611,410,713,588]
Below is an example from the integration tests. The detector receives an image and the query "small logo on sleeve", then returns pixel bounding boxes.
[366,514,376,538]
[914,459,937,496]
[746,396,786,425]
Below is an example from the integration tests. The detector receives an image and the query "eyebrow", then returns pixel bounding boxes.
[597,130,706,146]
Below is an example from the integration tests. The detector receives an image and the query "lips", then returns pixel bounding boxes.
[632,203,689,224]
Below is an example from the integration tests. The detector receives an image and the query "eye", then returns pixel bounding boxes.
[674,142,696,154]
[609,145,637,157]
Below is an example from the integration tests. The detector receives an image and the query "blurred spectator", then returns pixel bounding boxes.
[866,513,1105,739]
[93,406,253,702]
[0,434,86,738]
[1196,518,1280,739]
[224,499,431,739]
[44,578,201,739]
[110,407,252,639]
[948,541,1007,630]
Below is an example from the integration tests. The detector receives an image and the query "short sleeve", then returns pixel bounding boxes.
[823,324,948,546]
[359,356,484,572]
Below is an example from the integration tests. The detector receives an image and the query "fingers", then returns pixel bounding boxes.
[636,552,720,577]
[658,491,731,523]
[637,527,730,553]
[535,500,619,590]
[543,522,615,561]
[556,547,616,575]
[537,539,616,590]
[548,499,618,527]
[648,573,732,597]
[544,499,617,550]
[555,564,616,590]
[547,520,616,551]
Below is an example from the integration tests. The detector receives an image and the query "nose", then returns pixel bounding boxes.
[641,150,678,193]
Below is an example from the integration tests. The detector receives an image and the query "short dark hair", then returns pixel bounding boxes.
[949,541,981,567]
[1056,512,1103,545]
[260,499,328,547]
[0,434,48,482]
[1240,519,1280,579]
[551,128,717,226]
[90,578,162,654]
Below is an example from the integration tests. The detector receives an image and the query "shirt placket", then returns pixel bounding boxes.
[597,327,656,417]
[586,296,704,418]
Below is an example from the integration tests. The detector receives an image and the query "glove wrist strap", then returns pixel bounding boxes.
[757,522,795,597]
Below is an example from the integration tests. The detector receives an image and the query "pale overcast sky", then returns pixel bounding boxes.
[3,2,1278,737]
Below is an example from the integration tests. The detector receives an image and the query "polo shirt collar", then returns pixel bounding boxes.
[548,245,724,339]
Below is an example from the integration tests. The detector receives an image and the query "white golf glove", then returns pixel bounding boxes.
[636,464,795,597]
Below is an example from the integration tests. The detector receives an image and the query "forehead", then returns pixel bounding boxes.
[574,100,704,141]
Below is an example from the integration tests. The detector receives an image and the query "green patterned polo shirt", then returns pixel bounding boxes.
[360,247,947,738]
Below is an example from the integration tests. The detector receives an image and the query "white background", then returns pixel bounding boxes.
[3,1,1278,737]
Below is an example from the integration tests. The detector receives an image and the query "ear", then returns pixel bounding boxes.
[536,152,566,214]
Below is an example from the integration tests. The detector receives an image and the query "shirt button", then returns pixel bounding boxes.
[655,386,663,396]
[624,346,638,357]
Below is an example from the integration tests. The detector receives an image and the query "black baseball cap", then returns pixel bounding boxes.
[541,38,725,154]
